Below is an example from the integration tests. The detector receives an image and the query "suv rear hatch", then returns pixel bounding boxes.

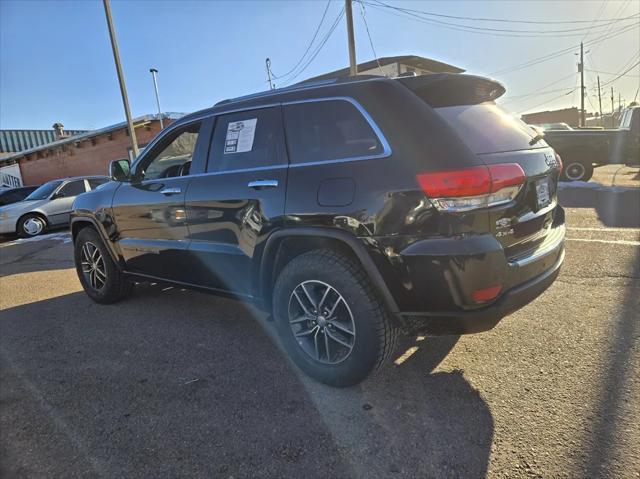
[400,74,563,260]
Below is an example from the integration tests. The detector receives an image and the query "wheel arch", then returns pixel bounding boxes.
[257,227,399,316]
[71,216,121,267]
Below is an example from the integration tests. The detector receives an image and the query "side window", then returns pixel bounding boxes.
[88,178,108,190]
[57,180,86,198]
[283,100,384,164]
[140,123,201,180]
[208,107,284,173]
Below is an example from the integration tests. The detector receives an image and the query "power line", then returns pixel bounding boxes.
[280,7,346,86]
[586,68,640,78]
[357,0,384,75]
[363,0,639,37]
[489,22,639,76]
[520,88,578,114]
[600,60,640,87]
[502,72,577,103]
[363,0,637,25]
[272,0,332,81]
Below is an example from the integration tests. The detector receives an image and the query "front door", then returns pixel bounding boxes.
[111,119,210,282]
[185,106,288,296]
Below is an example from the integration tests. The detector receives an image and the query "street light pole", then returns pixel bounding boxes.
[103,0,139,158]
[149,68,164,129]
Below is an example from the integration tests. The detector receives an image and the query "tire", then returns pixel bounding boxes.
[561,160,594,182]
[273,249,398,387]
[74,227,133,304]
[17,213,47,238]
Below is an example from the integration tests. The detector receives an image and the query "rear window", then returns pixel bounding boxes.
[284,100,383,164]
[435,103,547,154]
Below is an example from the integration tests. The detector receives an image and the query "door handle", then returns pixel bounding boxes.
[160,187,182,195]
[248,179,278,190]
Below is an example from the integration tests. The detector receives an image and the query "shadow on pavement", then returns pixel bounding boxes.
[0,285,493,478]
[558,185,640,227]
[580,247,640,475]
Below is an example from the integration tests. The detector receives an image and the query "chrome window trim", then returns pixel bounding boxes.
[282,96,392,166]
[130,114,211,173]
[138,96,392,178]
[139,164,289,185]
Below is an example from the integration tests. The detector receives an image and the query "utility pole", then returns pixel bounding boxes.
[611,87,615,128]
[618,92,622,111]
[103,0,139,158]
[149,68,164,129]
[265,58,274,90]
[579,42,585,127]
[345,0,357,76]
[597,75,603,127]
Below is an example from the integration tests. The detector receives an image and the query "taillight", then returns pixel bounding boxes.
[417,163,525,212]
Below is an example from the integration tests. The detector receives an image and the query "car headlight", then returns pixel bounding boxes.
[0,211,8,221]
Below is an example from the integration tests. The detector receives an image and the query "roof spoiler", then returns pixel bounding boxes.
[397,73,505,107]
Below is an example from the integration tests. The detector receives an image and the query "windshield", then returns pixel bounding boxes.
[24,180,63,200]
[435,103,549,154]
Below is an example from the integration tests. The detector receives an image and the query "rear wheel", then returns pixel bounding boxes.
[17,214,47,238]
[561,159,594,182]
[273,249,398,387]
[74,227,133,304]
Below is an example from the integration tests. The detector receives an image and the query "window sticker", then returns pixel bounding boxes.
[224,118,257,154]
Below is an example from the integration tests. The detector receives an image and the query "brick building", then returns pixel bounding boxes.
[0,113,182,186]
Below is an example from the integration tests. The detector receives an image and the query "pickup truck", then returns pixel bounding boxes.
[542,106,640,181]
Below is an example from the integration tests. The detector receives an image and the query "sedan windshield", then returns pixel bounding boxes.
[25,180,63,200]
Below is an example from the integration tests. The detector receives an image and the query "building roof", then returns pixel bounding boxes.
[301,55,465,83]
[0,113,184,165]
[0,129,88,153]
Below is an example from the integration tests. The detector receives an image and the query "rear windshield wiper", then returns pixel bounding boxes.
[529,133,545,146]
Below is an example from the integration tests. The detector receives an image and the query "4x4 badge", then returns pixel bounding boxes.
[496,218,511,228]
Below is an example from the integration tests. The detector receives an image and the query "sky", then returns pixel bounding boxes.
[1,0,638,130]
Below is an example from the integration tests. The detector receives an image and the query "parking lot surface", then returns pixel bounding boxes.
[1,167,639,478]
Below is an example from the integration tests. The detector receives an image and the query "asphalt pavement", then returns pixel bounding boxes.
[1,166,638,478]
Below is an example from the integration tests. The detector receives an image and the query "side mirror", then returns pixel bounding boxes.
[109,159,131,182]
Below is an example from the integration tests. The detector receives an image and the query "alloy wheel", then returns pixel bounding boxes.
[81,241,107,290]
[288,280,356,364]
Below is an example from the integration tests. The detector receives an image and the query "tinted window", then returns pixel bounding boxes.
[88,178,108,190]
[0,190,28,205]
[208,107,284,172]
[284,100,383,164]
[57,180,86,197]
[141,123,201,180]
[435,103,548,154]
[25,180,63,200]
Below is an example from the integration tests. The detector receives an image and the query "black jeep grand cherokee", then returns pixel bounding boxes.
[72,74,565,386]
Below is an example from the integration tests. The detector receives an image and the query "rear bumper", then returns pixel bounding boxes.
[400,245,564,335]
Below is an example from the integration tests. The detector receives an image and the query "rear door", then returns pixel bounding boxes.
[111,120,209,281]
[434,103,562,257]
[46,179,88,226]
[185,106,288,295]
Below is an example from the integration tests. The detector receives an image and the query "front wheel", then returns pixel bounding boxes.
[74,227,133,304]
[17,214,47,237]
[273,249,398,387]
